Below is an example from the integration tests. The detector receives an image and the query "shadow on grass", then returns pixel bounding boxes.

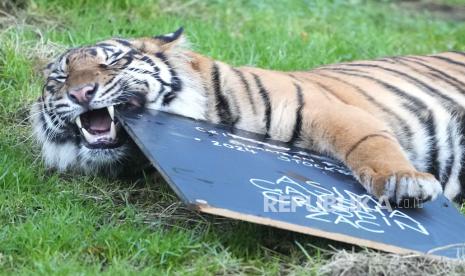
[77,168,359,259]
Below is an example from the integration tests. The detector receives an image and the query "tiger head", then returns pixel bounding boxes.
[31,28,206,175]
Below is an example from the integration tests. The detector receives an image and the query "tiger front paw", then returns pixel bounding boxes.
[357,167,443,206]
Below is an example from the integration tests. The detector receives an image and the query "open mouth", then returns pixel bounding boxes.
[75,106,124,149]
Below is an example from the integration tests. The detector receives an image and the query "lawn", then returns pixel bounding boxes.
[1,0,465,274]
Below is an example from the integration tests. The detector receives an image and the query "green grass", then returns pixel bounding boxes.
[1,0,465,274]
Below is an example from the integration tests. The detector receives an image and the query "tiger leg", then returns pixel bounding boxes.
[307,104,443,205]
[345,133,443,205]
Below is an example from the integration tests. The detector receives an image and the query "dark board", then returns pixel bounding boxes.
[118,109,465,259]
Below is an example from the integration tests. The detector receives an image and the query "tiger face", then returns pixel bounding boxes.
[31,28,204,174]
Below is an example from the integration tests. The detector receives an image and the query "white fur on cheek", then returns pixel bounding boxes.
[42,141,79,171]
[159,86,207,120]
[32,101,78,171]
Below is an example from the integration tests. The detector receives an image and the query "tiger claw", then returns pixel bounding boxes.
[358,167,443,207]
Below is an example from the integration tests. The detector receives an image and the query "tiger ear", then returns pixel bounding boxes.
[130,27,187,53]
[153,27,185,51]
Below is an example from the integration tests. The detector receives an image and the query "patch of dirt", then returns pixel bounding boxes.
[319,249,465,276]
[397,0,465,21]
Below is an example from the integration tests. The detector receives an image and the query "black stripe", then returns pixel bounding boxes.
[149,85,166,104]
[130,79,149,87]
[429,55,465,69]
[288,73,300,80]
[454,193,465,203]
[116,91,146,107]
[100,48,109,60]
[211,64,234,125]
[114,56,133,68]
[136,56,174,87]
[440,120,455,186]
[102,75,117,88]
[162,92,176,106]
[140,56,160,73]
[96,43,118,52]
[397,57,465,94]
[155,52,182,92]
[140,52,183,107]
[225,86,241,128]
[46,108,65,131]
[44,98,54,112]
[126,49,139,58]
[100,78,121,97]
[251,73,272,137]
[335,63,463,180]
[45,84,58,94]
[425,115,440,181]
[87,48,97,56]
[108,49,124,61]
[39,111,51,138]
[113,38,132,47]
[40,105,61,142]
[316,72,414,158]
[54,110,71,116]
[289,83,304,144]
[233,68,257,115]
[53,103,69,109]
[127,68,155,75]
[313,81,348,104]
[430,72,465,94]
[345,134,393,160]
[41,114,77,144]
[127,67,165,84]
[341,63,459,109]
[377,58,396,64]
[40,103,69,144]
[49,113,57,125]
[324,68,427,108]
[457,117,465,202]
[107,90,123,101]
[46,76,66,83]
[329,69,441,180]
[450,51,465,58]
[293,74,333,102]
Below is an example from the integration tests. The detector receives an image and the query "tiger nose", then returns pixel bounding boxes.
[68,84,97,105]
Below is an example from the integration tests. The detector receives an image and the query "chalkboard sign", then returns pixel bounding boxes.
[118,109,465,259]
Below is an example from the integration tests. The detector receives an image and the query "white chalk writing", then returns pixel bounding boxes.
[194,127,351,175]
[251,175,429,235]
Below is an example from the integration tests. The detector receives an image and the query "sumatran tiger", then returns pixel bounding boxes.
[31,27,465,205]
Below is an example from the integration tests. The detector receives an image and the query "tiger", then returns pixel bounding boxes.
[31,27,465,205]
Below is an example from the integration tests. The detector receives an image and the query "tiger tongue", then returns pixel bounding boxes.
[87,109,112,133]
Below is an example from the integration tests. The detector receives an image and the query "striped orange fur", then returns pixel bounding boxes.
[32,28,465,205]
